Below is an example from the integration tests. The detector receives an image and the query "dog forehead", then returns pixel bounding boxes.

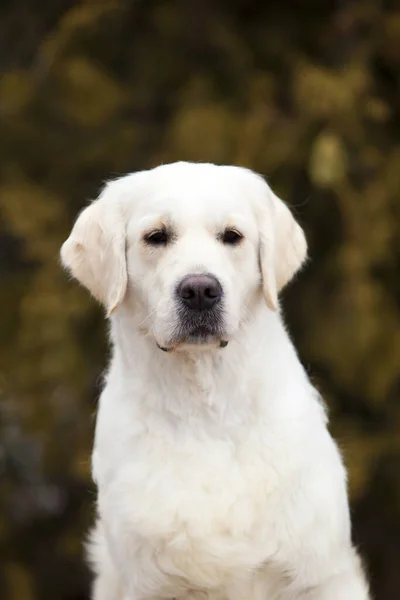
[130,162,259,222]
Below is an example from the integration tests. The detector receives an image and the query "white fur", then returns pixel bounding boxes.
[61,162,369,600]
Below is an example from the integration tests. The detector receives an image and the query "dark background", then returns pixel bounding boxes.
[0,1,399,599]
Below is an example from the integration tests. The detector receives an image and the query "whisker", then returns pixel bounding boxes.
[138,309,157,327]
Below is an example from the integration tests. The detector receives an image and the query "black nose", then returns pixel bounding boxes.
[177,274,222,311]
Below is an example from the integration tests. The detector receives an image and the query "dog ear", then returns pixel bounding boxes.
[259,190,307,311]
[61,190,127,317]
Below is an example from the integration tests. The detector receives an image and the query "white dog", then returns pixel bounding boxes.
[61,162,369,600]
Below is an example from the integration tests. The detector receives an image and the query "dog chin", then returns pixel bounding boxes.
[157,327,228,352]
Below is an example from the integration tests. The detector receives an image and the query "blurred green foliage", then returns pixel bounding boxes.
[0,1,399,599]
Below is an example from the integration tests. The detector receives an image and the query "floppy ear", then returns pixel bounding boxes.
[60,194,127,317]
[259,190,307,312]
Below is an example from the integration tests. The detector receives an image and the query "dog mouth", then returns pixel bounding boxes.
[180,327,221,345]
[158,306,228,351]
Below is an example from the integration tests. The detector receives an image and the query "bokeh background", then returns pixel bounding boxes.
[0,1,399,599]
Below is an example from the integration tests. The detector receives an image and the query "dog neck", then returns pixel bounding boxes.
[106,299,305,421]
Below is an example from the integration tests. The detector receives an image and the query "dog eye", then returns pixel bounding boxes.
[221,229,243,245]
[144,229,169,246]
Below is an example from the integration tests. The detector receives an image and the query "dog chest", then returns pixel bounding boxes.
[96,425,286,586]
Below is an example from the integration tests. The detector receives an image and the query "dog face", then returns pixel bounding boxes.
[61,162,307,350]
[124,164,263,349]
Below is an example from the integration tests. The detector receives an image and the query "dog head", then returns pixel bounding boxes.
[61,162,307,350]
